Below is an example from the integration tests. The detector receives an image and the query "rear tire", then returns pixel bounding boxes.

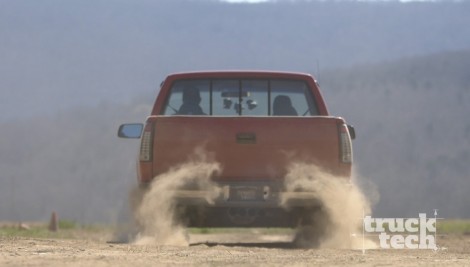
[110,186,147,243]
[293,207,331,248]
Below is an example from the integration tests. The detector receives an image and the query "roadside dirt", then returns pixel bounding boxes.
[1,232,469,266]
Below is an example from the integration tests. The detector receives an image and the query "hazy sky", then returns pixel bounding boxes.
[222,0,432,2]
[222,0,270,2]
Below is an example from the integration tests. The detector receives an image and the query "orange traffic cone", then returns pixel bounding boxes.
[48,212,58,232]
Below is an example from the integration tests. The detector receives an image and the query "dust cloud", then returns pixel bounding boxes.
[114,156,378,249]
[283,162,378,249]
[132,148,221,246]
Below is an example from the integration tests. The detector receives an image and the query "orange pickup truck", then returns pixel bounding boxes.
[118,71,355,229]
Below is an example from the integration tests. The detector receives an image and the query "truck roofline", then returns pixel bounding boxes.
[165,70,315,80]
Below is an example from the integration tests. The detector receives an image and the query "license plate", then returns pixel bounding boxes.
[233,187,258,201]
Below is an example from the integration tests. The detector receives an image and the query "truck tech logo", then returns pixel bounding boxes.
[363,211,439,250]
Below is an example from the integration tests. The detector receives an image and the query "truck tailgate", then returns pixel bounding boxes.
[150,116,347,181]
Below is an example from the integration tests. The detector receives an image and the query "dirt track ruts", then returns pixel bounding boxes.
[1,233,470,266]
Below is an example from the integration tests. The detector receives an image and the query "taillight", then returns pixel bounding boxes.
[339,124,353,163]
[139,122,154,162]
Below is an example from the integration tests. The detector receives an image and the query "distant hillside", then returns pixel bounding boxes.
[321,49,470,217]
[0,50,469,222]
[1,0,470,119]
[0,100,151,223]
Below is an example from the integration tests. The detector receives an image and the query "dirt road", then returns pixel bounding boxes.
[1,232,469,266]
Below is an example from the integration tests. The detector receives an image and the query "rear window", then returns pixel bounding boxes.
[162,79,318,116]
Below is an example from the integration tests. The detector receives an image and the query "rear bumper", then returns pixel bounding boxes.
[172,190,322,208]
[172,190,323,228]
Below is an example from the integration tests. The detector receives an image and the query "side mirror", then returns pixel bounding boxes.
[118,123,144,139]
[347,125,356,140]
